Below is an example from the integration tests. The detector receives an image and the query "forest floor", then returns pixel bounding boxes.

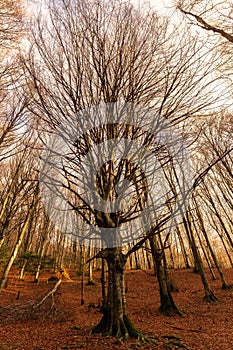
[1,268,233,350]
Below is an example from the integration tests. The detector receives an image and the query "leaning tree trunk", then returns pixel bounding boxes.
[176,225,191,268]
[193,199,231,289]
[184,211,218,302]
[92,247,140,338]
[18,214,35,280]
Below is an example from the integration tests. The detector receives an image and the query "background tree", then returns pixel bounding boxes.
[0,139,40,292]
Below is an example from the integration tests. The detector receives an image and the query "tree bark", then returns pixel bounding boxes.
[92,247,140,338]
[154,243,182,315]
[80,244,85,305]
[101,257,107,311]
[87,246,95,285]
[184,211,218,302]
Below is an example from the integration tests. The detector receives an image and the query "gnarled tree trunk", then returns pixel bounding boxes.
[92,247,140,338]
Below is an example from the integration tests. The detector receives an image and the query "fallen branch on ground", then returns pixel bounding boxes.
[33,279,62,309]
[165,321,205,333]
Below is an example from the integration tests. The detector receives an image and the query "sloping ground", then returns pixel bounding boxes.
[1,268,233,349]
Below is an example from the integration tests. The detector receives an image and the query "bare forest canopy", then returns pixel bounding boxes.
[0,0,232,340]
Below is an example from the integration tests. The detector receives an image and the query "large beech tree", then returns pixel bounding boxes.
[24,0,227,338]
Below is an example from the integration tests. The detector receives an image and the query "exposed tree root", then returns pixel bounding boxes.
[159,294,184,317]
[162,335,189,349]
[159,305,184,317]
[92,308,147,341]
[204,290,218,303]
[222,283,233,290]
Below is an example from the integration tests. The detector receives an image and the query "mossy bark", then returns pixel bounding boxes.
[92,247,141,338]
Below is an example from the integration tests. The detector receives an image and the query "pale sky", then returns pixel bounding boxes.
[26,0,175,18]
[131,0,174,14]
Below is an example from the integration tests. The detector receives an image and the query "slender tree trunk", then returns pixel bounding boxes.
[184,211,218,302]
[196,229,216,280]
[0,188,38,292]
[19,259,28,280]
[34,240,48,282]
[208,216,233,268]
[87,246,95,285]
[0,236,5,249]
[149,235,181,315]
[128,251,133,270]
[149,236,157,276]
[145,240,152,269]
[154,244,182,315]
[19,241,33,280]
[133,242,140,270]
[176,226,191,268]
[168,243,175,269]
[195,203,230,289]
[156,256,180,315]
[80,245,85,305]
[101,257,107,311]
[34,215,50,282]
[56,234,66,272]
[203,186,233,249]
[219,233,233,268]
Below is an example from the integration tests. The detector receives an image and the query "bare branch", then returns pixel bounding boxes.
[178,7,233,43]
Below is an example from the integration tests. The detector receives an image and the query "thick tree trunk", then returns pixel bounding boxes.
[92,248,140,338]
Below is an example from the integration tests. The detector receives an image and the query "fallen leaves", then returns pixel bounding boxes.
[1,268,233,349]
